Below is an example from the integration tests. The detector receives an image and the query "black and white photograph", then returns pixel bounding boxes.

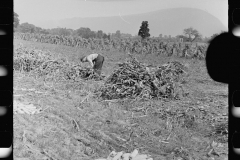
[14,0,228,159]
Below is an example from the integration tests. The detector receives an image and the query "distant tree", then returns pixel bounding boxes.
[59,28,71,36]
[40,29,49,34]
[67,28,74,35]
[195,36,203,42]
[75,27,98,39]
[176,35,187,42]
[96,30,104,38]
[183,27,202,42]
[76,27,90,38]
[115,30,121,38]
[18,23,36,33]
[138,21,150,40]
[107,33,111,40]
[33,26,49,34]
[14,12,20,30]
[47,28,70,36]
[102,33,108,39]
[34,27,42,33]
[90,31,96,38]
[48,28,60,35]
[72,29,78,36]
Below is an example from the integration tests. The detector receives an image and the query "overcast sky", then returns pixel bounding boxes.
[14,0,228,28]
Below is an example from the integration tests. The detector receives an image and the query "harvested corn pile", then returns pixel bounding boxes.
[14,44,104,81]
[97,57,187,100]
[63,64,104,81]
[152,61,188,99]
[14,45,52,72]
[95,149,153,160]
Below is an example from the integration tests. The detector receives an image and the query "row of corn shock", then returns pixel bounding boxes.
[15,32,208,60]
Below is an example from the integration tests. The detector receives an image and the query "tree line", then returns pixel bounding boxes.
[15,23,111,39]
[14,13,113,39]
[14,12,225,43]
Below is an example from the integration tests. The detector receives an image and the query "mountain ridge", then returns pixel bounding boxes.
[42,8,227,37]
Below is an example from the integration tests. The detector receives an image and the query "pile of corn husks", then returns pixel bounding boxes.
[97,57,187,100]
[14,45,104,81]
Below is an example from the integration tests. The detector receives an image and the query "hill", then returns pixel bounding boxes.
[55,7,227,37]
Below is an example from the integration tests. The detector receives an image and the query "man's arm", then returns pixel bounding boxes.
[86,56,94,68]
[86,54,98,68]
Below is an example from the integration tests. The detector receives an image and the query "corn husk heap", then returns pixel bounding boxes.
[95,149,153,160]
[97,57,187,100]
[35,59,102,81]
[64,65,103,81]
[14,45,52,72]
[14,45,104,81]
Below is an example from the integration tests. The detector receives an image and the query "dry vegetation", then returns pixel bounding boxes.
[14,39,228,160]
[14,32,207,60]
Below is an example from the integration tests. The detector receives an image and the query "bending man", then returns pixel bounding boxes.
[80,53,105,76]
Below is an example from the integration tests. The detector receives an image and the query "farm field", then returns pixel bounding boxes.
[14,32,208,60]
[14,39,228,160]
